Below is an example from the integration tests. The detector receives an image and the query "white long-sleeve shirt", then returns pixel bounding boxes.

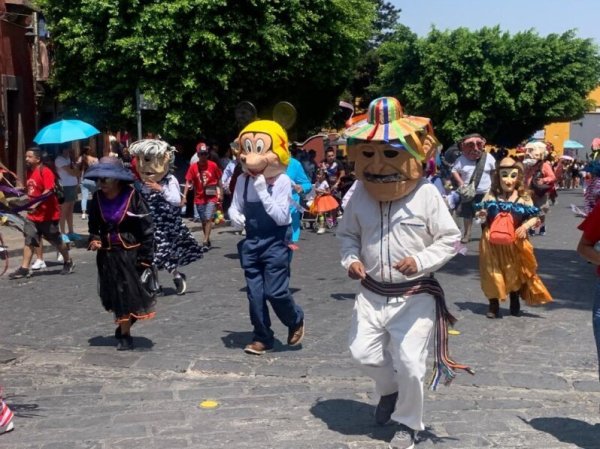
[337,179,461,283]
[139,174,181,206]
[229,173,292,226]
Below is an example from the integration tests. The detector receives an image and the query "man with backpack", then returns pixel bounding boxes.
[8,147,74,279]
[451,133,496,243]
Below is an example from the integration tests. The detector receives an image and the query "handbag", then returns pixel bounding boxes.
[197,163,219,197]
[488,211,516,245]
[457,155,486,203]
[204,185,218,196]
[530,167,550,197]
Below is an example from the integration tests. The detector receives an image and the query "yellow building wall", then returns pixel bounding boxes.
[588,86,600,105]
[543,86,600,155]
[544,122,570,156]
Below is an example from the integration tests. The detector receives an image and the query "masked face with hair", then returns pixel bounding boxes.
[237,120,289,179]
[460,135,486,161]
[128,139,174,183]
[499,167,520,194]
[345,97,438,202]
[523,141,547,167]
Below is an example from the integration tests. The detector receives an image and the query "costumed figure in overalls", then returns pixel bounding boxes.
[474,157,552,319]
[228,120,305,355]
[129,139,203,295]
[338,97,473,449]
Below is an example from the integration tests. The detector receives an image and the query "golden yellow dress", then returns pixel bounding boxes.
[477,196,552,305]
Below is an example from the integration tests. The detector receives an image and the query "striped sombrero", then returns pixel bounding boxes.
[344,97,435,161]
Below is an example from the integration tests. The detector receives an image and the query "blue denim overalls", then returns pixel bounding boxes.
[237,176,304,346]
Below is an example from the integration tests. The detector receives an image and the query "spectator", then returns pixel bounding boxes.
[55,144,81,242]
[182,145,223,251]
[302,149,318,183]
[77,145,98,220]
[8,147,74,279]
[320,147,346,195]
[451,133,496,243]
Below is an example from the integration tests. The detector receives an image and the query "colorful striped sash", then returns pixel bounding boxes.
[361,275,475,390]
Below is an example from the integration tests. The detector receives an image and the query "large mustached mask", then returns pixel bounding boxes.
[128,139,176,183]
[344,96,438,202]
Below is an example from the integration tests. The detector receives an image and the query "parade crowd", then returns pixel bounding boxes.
[1,96,600,449]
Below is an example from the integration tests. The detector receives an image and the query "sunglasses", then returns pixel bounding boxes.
[98,177,115,183]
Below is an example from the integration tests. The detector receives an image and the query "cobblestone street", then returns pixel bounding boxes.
[0,190,599,449]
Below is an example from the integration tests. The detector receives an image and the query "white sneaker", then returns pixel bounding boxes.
[317,227,326,234]
[57,253,64,263]
[81,213,88,220]
[30,259,47,270]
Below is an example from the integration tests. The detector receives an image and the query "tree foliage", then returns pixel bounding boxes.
[372,26,600,146]
[37,0,375,141]
[349,0,402,109]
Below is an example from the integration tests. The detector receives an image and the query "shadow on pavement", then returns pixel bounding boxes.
[330,292,355,301]
[310,398,456,445]
[454,301,544,319]
[87,335,154,349]
[220,330,302,352]
[443,247,595,312]
[520,416,600,448]
[5,394,41,418]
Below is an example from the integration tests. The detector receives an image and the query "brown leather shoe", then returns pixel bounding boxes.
[244,341,272,355]
[287,320,305,346]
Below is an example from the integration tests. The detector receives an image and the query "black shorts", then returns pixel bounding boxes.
[24,220,63,247]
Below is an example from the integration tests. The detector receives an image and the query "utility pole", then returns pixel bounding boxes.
[136,87,142,140]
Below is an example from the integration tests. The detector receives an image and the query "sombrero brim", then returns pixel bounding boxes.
[84,163,136,182]
[344,115,435,161]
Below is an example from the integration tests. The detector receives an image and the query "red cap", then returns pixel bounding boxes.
[196,142,208,153]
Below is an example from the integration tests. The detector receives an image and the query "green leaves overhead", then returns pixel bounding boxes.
[373,26,600,146]
[38,0,375,140]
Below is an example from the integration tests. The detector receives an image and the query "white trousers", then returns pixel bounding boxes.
[348,288,436,431]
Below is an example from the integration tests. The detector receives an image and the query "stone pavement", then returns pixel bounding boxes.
[0,189,598,449]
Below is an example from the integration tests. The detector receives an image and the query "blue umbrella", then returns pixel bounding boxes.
[33,119,100,145]
[563,139,585,149]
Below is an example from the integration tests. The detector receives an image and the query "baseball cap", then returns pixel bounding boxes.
[196,142,208,153]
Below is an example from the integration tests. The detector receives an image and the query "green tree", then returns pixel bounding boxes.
[373,26,600,146]
[37,0,375,141]
[349,0,403,110]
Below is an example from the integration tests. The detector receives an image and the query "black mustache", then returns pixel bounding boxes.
[364,172,407,183]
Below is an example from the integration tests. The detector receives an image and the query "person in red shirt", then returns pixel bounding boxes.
[576,203,600,380]
[9,148,74,279]
[182,146,223,251]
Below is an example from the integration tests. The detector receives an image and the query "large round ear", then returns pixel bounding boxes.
[273,101,297,130]
[235,101,257,128]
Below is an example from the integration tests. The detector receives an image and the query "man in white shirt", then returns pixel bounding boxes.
[451,133,496,243]
[54,145,81,242]
[339,97,471,449]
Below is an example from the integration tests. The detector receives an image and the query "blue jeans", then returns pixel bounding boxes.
[80,179,97,213]
[594,282,600,379]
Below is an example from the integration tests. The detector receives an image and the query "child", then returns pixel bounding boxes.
[309,169,338,234]
[85,157,157,351]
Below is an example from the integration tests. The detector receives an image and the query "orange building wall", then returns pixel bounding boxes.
[588,86,600,105]
[544,122,570,156]
[544,86,600,155]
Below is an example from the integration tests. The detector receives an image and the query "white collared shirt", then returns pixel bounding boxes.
[229,173,292,226]
[337,179,461,283]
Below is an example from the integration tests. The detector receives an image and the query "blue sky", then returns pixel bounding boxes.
[390,0,600,44]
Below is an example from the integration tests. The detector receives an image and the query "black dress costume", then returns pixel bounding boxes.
[88,185,157,323]
[136,175,202,273]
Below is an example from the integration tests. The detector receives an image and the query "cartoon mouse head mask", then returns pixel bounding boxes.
[237,120,290,179]
[344,96,438,202]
